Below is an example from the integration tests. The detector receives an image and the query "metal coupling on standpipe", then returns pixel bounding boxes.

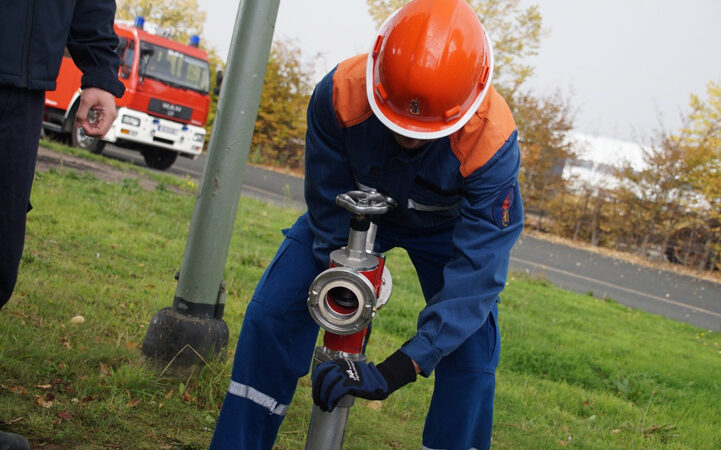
[307,190,395,335]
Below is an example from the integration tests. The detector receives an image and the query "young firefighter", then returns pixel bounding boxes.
[210,0,523,448]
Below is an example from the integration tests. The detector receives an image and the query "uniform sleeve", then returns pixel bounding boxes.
[401,131,524,375]
[304,68,357,266]
[66,0,125,98]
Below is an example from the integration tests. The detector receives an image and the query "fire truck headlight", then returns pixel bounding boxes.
[121,115,141,127]
[193,133,205,143]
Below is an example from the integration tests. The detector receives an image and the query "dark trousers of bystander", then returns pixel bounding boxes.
[0,85,45,310]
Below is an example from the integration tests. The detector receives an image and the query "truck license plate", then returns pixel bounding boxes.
[158,125,177,135]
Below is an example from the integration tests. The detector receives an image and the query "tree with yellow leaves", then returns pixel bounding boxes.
[250,41,314,170]
[116,0,206,43]
[680,81,721,218]
[673,81,721,269]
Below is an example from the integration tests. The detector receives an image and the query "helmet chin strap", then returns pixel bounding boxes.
[390,131,432,151]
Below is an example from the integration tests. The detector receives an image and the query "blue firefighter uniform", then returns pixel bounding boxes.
[210,54,523,450]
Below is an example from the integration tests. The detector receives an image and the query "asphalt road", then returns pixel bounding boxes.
[103,144,306,210]
[510,236,721,332]
[103,144,721,332]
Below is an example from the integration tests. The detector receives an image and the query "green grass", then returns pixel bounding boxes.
[1,149,720,449]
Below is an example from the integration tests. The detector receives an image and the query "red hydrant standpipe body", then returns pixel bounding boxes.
[305,191,394,449]
[321,220,386,354]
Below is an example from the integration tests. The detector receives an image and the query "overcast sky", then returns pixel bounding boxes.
[197,0,721,144]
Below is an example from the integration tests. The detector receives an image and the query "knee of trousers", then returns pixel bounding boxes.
[438,306,501,377]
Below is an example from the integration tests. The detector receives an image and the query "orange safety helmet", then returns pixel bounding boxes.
[366,0,494,139]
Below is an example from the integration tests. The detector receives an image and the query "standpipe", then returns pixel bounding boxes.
[305,190,395,449]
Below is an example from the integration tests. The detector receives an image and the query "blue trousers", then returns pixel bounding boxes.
[210,214,500,450]
[0,86,45,310]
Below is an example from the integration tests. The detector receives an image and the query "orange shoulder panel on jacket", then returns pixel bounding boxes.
[332,54,373,129]
[450,85,516,177]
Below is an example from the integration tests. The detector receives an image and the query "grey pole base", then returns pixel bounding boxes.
[141,307,229,371]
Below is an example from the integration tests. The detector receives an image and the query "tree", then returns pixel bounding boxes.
[116,0,206,43]
[679,81,721,219]
[513,90,576,231]
[365,0,543,92]
[611,134,689,258]
[674,80,721,269]
[250,40,315,170]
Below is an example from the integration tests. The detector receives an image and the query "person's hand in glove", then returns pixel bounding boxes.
[312,350,418,412]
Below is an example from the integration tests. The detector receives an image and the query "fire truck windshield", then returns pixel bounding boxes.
[140,42,210,94]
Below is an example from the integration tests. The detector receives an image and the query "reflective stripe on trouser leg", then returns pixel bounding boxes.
[422,303,500,450]
[227,381,288,416]
[210,214,322,450]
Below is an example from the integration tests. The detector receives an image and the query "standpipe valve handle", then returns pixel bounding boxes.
[335,190,395,216]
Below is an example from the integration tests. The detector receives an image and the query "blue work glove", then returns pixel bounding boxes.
[312,350,417,412]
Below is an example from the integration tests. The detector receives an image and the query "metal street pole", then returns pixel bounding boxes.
[142,0,281,368]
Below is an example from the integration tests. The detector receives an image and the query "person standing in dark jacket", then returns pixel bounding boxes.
[0,1,124,447]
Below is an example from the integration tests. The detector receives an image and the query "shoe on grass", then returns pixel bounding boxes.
[0,430,30,450]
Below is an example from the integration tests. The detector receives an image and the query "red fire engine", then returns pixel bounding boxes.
[43,17,213,170]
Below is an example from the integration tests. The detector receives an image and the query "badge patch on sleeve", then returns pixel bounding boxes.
[492,186,515,229]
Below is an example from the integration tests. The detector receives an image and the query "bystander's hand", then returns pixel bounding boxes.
[75,87,116,137]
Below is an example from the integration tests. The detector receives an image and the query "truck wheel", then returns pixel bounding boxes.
[142,148,178,170]
[70,109,106,154]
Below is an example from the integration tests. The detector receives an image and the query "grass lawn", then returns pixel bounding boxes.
[1,146,720,449]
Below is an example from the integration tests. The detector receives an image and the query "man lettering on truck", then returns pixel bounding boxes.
[0,1,123,445]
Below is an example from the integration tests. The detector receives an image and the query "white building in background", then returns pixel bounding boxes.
[562,131,646,192]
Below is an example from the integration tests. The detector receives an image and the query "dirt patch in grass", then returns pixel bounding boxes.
[36,146,182,193]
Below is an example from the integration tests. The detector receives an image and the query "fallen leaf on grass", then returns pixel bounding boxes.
[99,363,111,377]
[70,315,85,324]
[57,410,71,421]
[2,384,27,395]
[366,401,383,411]
[36,394,54,409]
[126,399,140,408]
[36,384,52,390]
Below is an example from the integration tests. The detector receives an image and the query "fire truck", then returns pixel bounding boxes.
[43,17,212,170]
